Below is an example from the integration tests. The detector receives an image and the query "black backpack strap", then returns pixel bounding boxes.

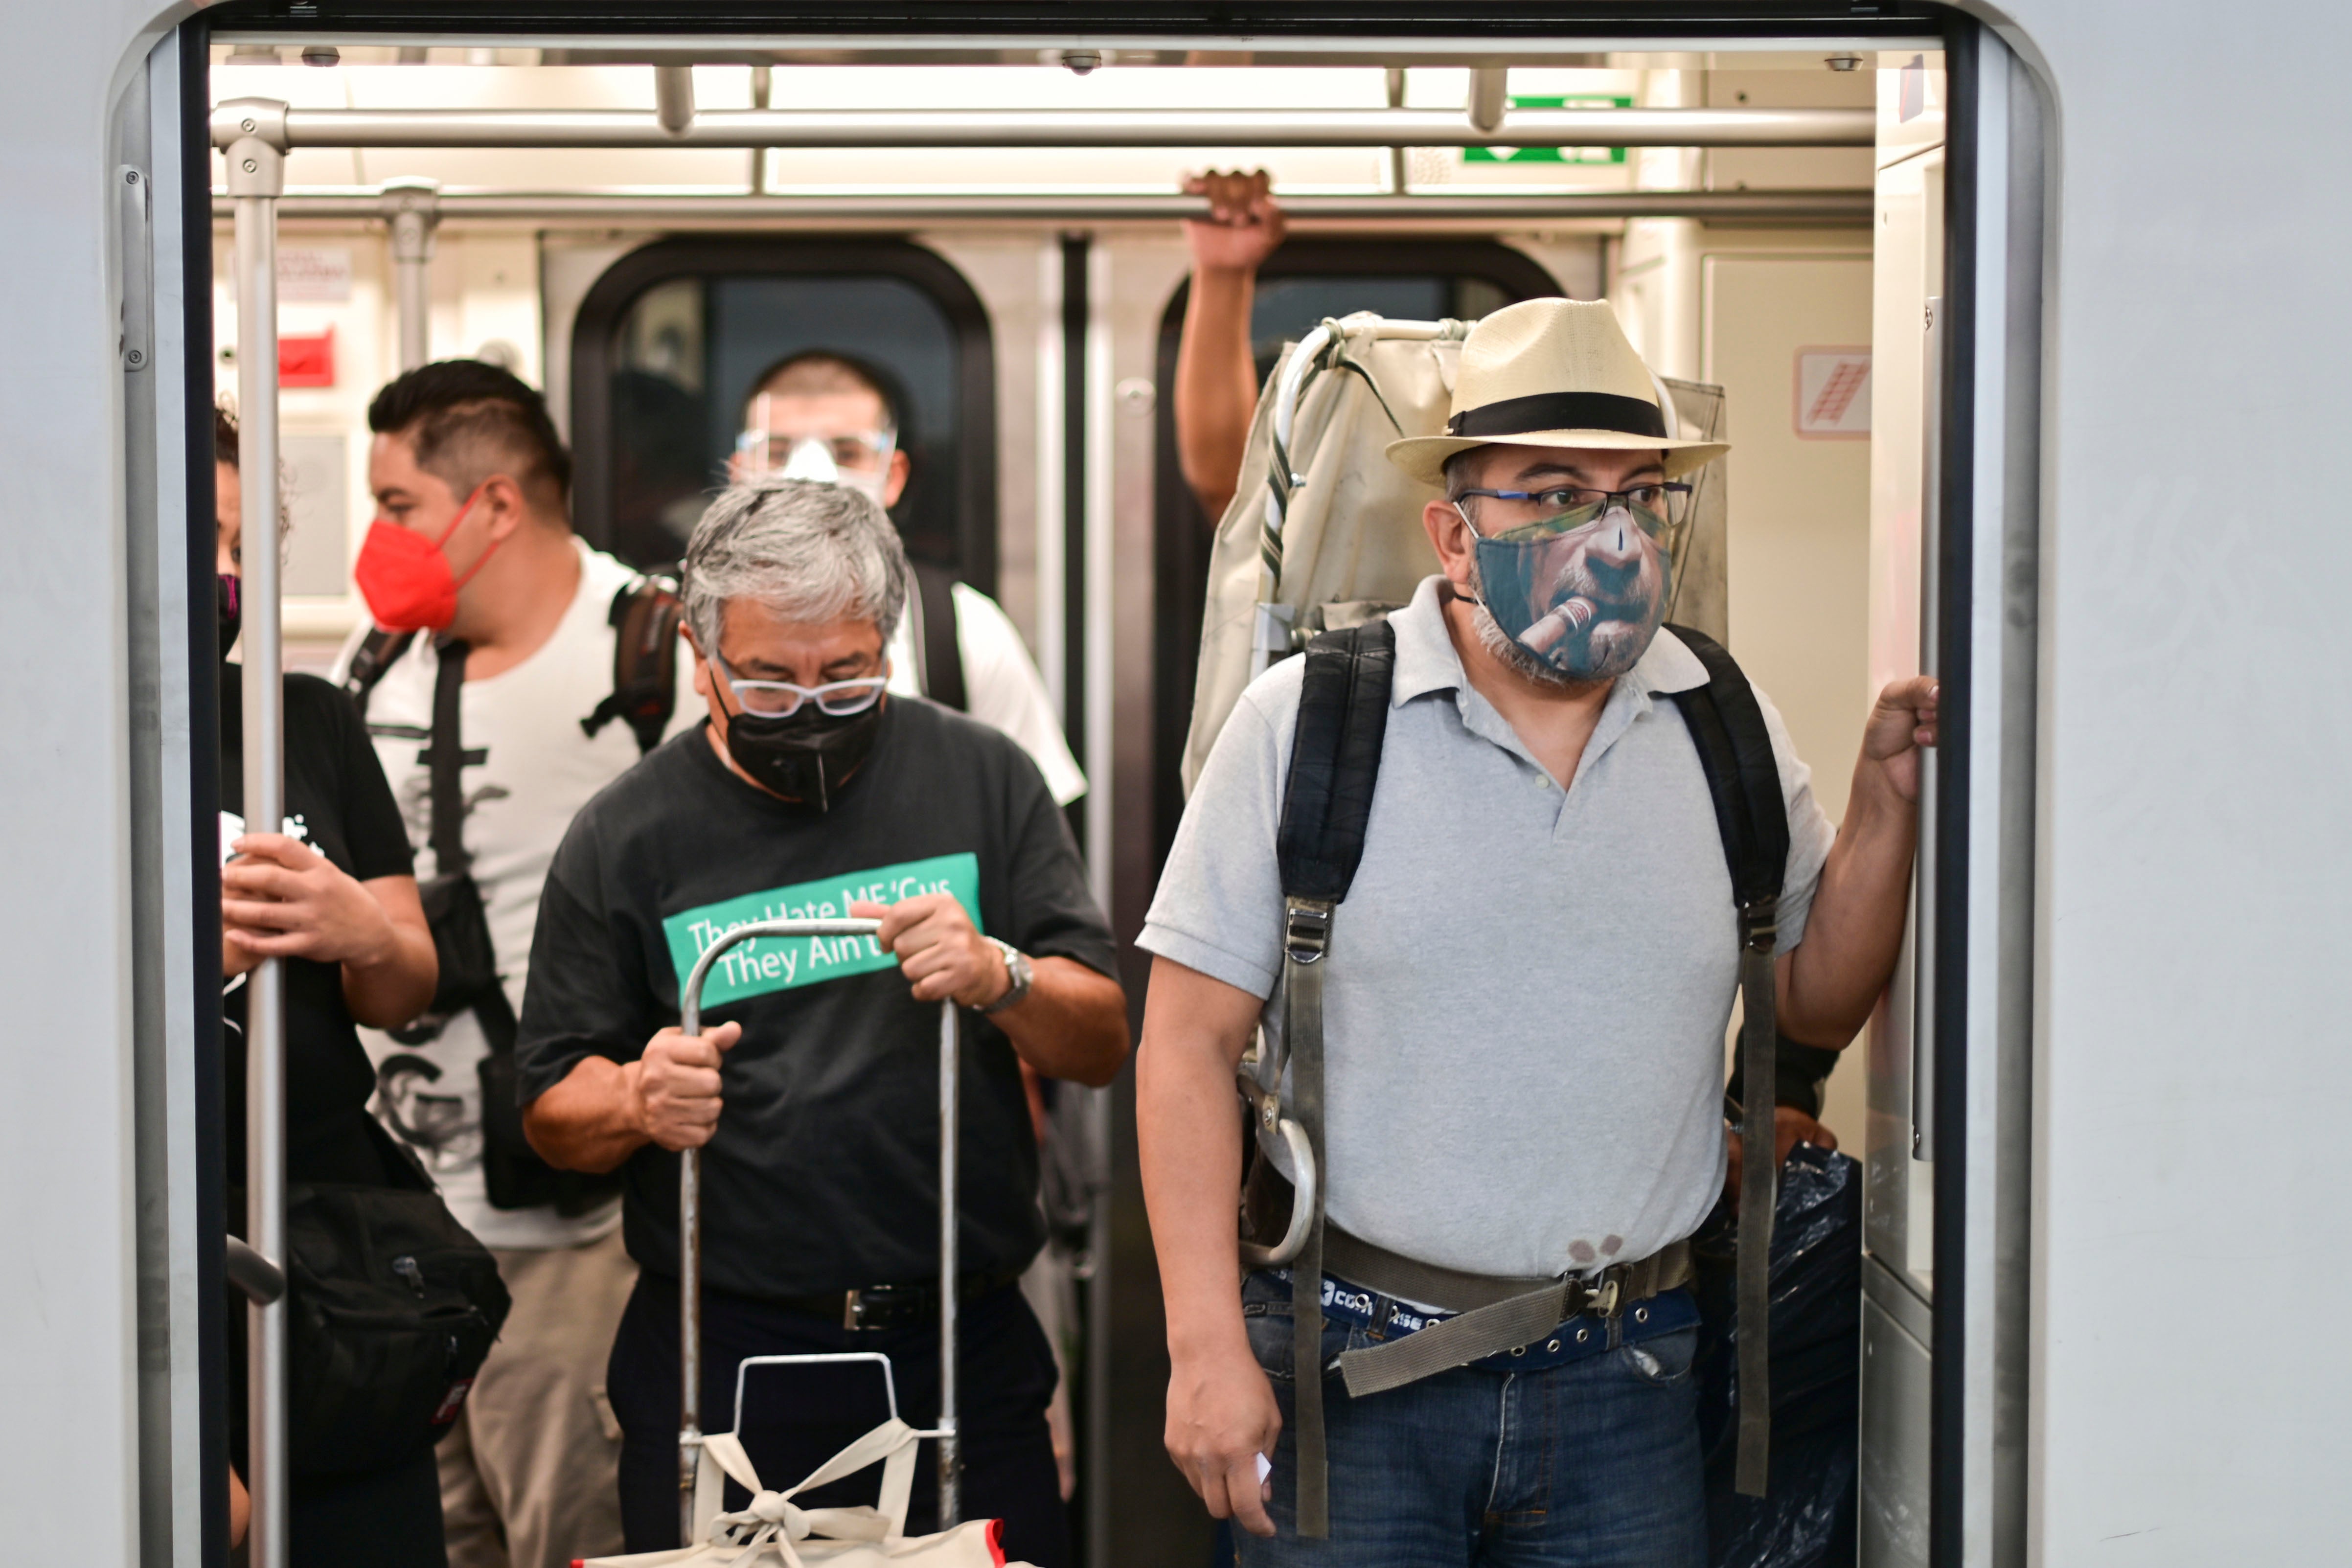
[1268,617,1394,1539]
[911,561,967,712]
[341,627,417,720]
[1663,623,1789,1500]
[427,638,472,879]
[580,573,684,757]
[1276,620,1395,903]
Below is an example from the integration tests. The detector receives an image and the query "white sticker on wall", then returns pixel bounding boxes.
[1793,348,1872,439]
[277,246,352,303]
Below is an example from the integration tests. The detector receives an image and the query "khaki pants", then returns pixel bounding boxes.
[440,1228,637,1568]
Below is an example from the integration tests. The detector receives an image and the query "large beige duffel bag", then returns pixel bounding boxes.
[581,1417,1028,1568]
[1180,309,1729,790]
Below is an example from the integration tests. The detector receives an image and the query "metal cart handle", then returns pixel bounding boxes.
[675,918,962,1545]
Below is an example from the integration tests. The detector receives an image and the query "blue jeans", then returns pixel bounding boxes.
[1234,1272,1706,1568]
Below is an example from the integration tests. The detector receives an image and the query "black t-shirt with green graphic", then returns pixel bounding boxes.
[515,699,1117,1303]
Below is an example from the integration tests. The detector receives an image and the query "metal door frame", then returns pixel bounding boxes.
[129,9,2054,1566]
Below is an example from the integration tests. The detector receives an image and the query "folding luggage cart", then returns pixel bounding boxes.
[675,917,966,1544]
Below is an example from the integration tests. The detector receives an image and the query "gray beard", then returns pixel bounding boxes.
[1458,570,1610,698]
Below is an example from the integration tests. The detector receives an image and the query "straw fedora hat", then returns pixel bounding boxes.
[1385,297,1729,486]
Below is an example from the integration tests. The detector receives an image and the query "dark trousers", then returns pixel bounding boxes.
[608,1272,1069,1568]
[228,1445,445,1568]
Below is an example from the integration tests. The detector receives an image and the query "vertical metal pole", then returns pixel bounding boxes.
[937,998,960,1526]
[1384,68,1409,194]
[749,66,772,194]
[1082,1085,1112,1568]
[1468,67,1510,134]
[1081,243,1116,914]
[655,64,696,136]
[228,129,286,1568]
[382,178,438,373]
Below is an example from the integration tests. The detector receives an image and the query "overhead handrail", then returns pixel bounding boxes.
[211,101,1872,151]
[213,188,1874,224]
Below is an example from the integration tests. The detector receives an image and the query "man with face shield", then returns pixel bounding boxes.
[730,350,1084,806]
[1136,298,1937,1562]
[514,478,1128,1567]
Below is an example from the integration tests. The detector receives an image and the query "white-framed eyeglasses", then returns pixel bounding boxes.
[711,652,888,718]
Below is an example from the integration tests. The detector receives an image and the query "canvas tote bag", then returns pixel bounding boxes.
[581,1417,1030,1568]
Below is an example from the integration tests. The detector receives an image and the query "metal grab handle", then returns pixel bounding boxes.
[1235,1067,1321,1270]
[675,919,961,1545]
[225,1237,286,1307]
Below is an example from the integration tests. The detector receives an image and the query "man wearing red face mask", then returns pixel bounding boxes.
[330,362,699,1568]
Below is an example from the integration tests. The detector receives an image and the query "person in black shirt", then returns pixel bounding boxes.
[517,477,1127,1565]
[215,406,442,1563]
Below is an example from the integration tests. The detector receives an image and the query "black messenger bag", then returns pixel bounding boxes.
[280,1122,512,1478]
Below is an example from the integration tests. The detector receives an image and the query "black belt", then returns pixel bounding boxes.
[775,1266,1028,1332]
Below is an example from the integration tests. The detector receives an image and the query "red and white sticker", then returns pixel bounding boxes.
[432,1377,476,1426]
[1793,348,1872,439]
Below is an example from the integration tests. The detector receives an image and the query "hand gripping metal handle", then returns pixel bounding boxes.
[1235,1064,1320,1270]
[675,919,962,1544]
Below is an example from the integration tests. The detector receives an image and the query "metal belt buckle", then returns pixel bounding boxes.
[843,1288,870,1331]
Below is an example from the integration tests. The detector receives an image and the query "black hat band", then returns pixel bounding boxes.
[1445,389,1668,441]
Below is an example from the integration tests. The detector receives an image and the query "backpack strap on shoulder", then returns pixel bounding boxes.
[581,572,684,757]
[910,560,968,713]
[1265,617,1393,1539]
[1663,623,1789,1500]
[341,626,417,720]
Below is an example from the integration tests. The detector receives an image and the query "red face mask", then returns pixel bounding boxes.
[353,487,495,633]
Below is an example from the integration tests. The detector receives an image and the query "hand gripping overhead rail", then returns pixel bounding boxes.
[678,920,964,1547]
[220,105,292,1568]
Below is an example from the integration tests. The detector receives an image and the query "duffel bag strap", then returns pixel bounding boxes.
[1665,623,1792,1500]
[1280,895,1331,1539]
[1268,619,1394,1539]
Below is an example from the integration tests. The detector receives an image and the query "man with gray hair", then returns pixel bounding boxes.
[514,478,1128,1566]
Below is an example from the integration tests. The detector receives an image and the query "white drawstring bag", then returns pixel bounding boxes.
[581,1417,1029,1568]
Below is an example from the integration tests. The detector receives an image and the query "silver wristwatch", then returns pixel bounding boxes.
[979,937,1033,1015]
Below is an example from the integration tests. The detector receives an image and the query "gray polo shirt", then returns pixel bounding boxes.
[1140,575,1834,1280]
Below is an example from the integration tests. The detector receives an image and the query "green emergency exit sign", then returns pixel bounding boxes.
[1462,95,1635,165]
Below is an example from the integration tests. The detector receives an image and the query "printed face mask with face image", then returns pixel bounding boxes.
[1465,494,1674,682]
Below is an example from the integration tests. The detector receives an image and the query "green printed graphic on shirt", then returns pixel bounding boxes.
[662,852,982,1009]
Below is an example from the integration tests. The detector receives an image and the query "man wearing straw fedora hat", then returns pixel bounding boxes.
[1138,297,1937,1563]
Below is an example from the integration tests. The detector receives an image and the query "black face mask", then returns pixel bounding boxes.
[217,573,241,654]
[722,698,886,813]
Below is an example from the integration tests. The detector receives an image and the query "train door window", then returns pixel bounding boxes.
[1150,241,1558,866]
[570,239,997,589]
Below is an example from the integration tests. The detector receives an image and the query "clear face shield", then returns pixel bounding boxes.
[734,392,899,504]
